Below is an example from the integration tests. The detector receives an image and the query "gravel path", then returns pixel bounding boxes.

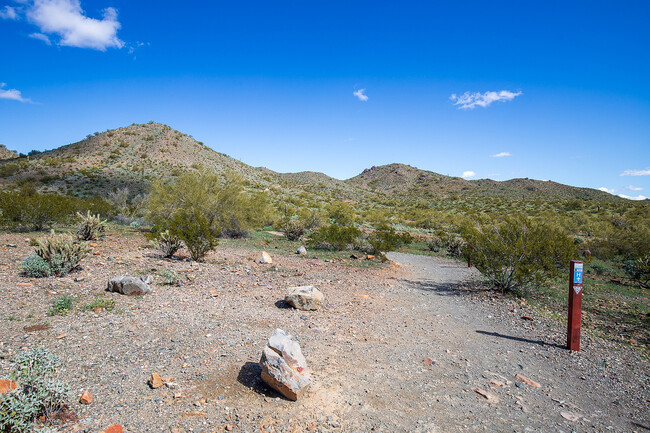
[0,233,648,432]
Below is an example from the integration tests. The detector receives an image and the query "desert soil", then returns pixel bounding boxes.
[0,232,648,432]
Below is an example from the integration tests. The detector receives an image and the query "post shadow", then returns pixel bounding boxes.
[476,330,565,349]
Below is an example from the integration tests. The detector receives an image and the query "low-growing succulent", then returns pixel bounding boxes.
[33,231,90,276]
[22,254,51,278]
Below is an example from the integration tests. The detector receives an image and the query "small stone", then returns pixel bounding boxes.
[560,411,581,422]
[349,254,358,260]
[515,374,541,388]
[79,391,93,404]
[423,358,437,366]
[258,251,273,264]
[366,255,375,260]
[297,246,307,255]
[489,380,505,387]
[101,425,123,433]
[55,333,67,339]
[521,315,534,321]
[474,388,499,403]
[285,285,324,311]
[149,373,163,388]
[0,380,18,395]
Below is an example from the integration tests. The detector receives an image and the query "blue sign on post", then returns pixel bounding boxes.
[573,263,583,285]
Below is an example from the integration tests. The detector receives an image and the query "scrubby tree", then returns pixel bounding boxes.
[146,170,269,261]
[461,215,577,292]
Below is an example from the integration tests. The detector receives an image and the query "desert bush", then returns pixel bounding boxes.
[326,201,356,226]
[309,224,361,251]
[366,225,412,261]
[426,235,445,252]
[461,215,576,292]
[48,295,74,316]
[33,231,90,276]
[590,263,610,276]
[147,170,269,261]
[159,269,184,286]
[0,347,71,433]
[446,235,466,258]
[151,230,183,258]
[76,211,106,240]
[282,219,306,241]
[22,254,52,278]
[624,254,650,288]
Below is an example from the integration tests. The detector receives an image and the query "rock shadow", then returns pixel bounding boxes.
[237,362,283,399]
[274,299,292,309]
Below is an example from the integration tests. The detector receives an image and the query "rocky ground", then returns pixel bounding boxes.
[0,232,648,432]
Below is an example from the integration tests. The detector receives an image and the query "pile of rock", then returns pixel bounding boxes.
[259,329,311,401]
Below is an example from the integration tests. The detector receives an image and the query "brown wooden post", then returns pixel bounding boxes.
[567,260,584,351]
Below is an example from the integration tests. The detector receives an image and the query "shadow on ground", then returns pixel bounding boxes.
[237,362,284,399]
[401,279,489,297]
[476,330,566,349]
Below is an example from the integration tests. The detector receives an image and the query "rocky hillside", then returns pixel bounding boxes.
[0,122,623,203]
[0,145,17,160]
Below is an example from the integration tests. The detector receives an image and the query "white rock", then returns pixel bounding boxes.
[259,329,311,401]
[296,246,307,255]
[285,285,323,311]
[258,251,273,264]
[107,276,152,296]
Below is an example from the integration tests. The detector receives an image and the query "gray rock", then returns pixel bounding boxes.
[258,251,273,264]
[259,329,311,401]
[285,285,323,311]
[296,246,307,255]
[107,275,152,296]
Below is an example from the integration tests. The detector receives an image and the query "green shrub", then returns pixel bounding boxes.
[461,215,576,292]
[76,211,106,240]
[309,224,361,251]
[151,230,183,258]
[159,269,184,286]
[590,263,610,276]
[0,347,71,432]
[146,171,269,261]
[282,219,306,241]
[33,231,90,276]
[48,295,74,316]
[426,235,444,252]
[82,296,115,311]
[367,224,413,261]
[624,254,650,288]
[22,254,51,278]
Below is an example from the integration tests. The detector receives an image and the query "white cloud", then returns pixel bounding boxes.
[26,0,124,50]
[625,185,643,191]
[491,152,511,158]
[461,171,476,179]
[353,88,368,101]
[0,82,31,103]
[450,90,522,109]
[29,32,51,44]
[598,187,616,194]
[618,194,647,201]
[0,5,18,19]
[620,168,650,176]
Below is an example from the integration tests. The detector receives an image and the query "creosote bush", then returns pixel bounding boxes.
[282,219,306,241]
[309,224,361,251]
[76,211,106,240]
[0,347,71,433]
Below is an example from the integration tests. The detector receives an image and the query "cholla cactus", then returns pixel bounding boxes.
[152,229,183,258]
[34,231,90,276]
[76,210,106,240]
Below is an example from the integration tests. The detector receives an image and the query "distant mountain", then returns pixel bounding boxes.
[0,122,623,203]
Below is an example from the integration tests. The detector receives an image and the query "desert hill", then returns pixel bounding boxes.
[0,122,623,203]
[0,145,17,160]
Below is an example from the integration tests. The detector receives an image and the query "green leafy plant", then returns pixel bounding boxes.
[367,224,413,261]
[76,210,106,241]
[0,347,71,433]
[282,219,306,241]
[309,224,361,251]
[461,215,576,292]
[624,254,650,288]
[82,296,115,311]
[48,296,74,316]
[33,231,90,276]
[158,269,184,286]
[22,254,52,278]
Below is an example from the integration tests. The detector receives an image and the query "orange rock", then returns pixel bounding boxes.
[101,425,123,433]
[79,390,93,404]
[0,380,18,394]
[149,372,163,388]
[515,374,541,388]
[366,255,375,260]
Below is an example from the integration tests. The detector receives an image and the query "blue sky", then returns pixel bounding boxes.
[1,1,649,199]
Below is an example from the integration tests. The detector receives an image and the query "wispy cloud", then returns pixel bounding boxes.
[0,83,32,103]
[618,194,647,201]
[461,170,476,179]
[625,185,643,191]
[620,168,650,177]
[491,152,511,158]
[450,90,522,109]
[29,32,52,45]
[598,187,616,194]
[25,0,124,50]
[353,88,368,101]
[0,5,18,19]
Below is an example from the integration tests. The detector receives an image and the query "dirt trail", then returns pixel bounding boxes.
[385,252,649,433]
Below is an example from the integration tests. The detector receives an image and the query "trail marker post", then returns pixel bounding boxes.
[567,260,584,351]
